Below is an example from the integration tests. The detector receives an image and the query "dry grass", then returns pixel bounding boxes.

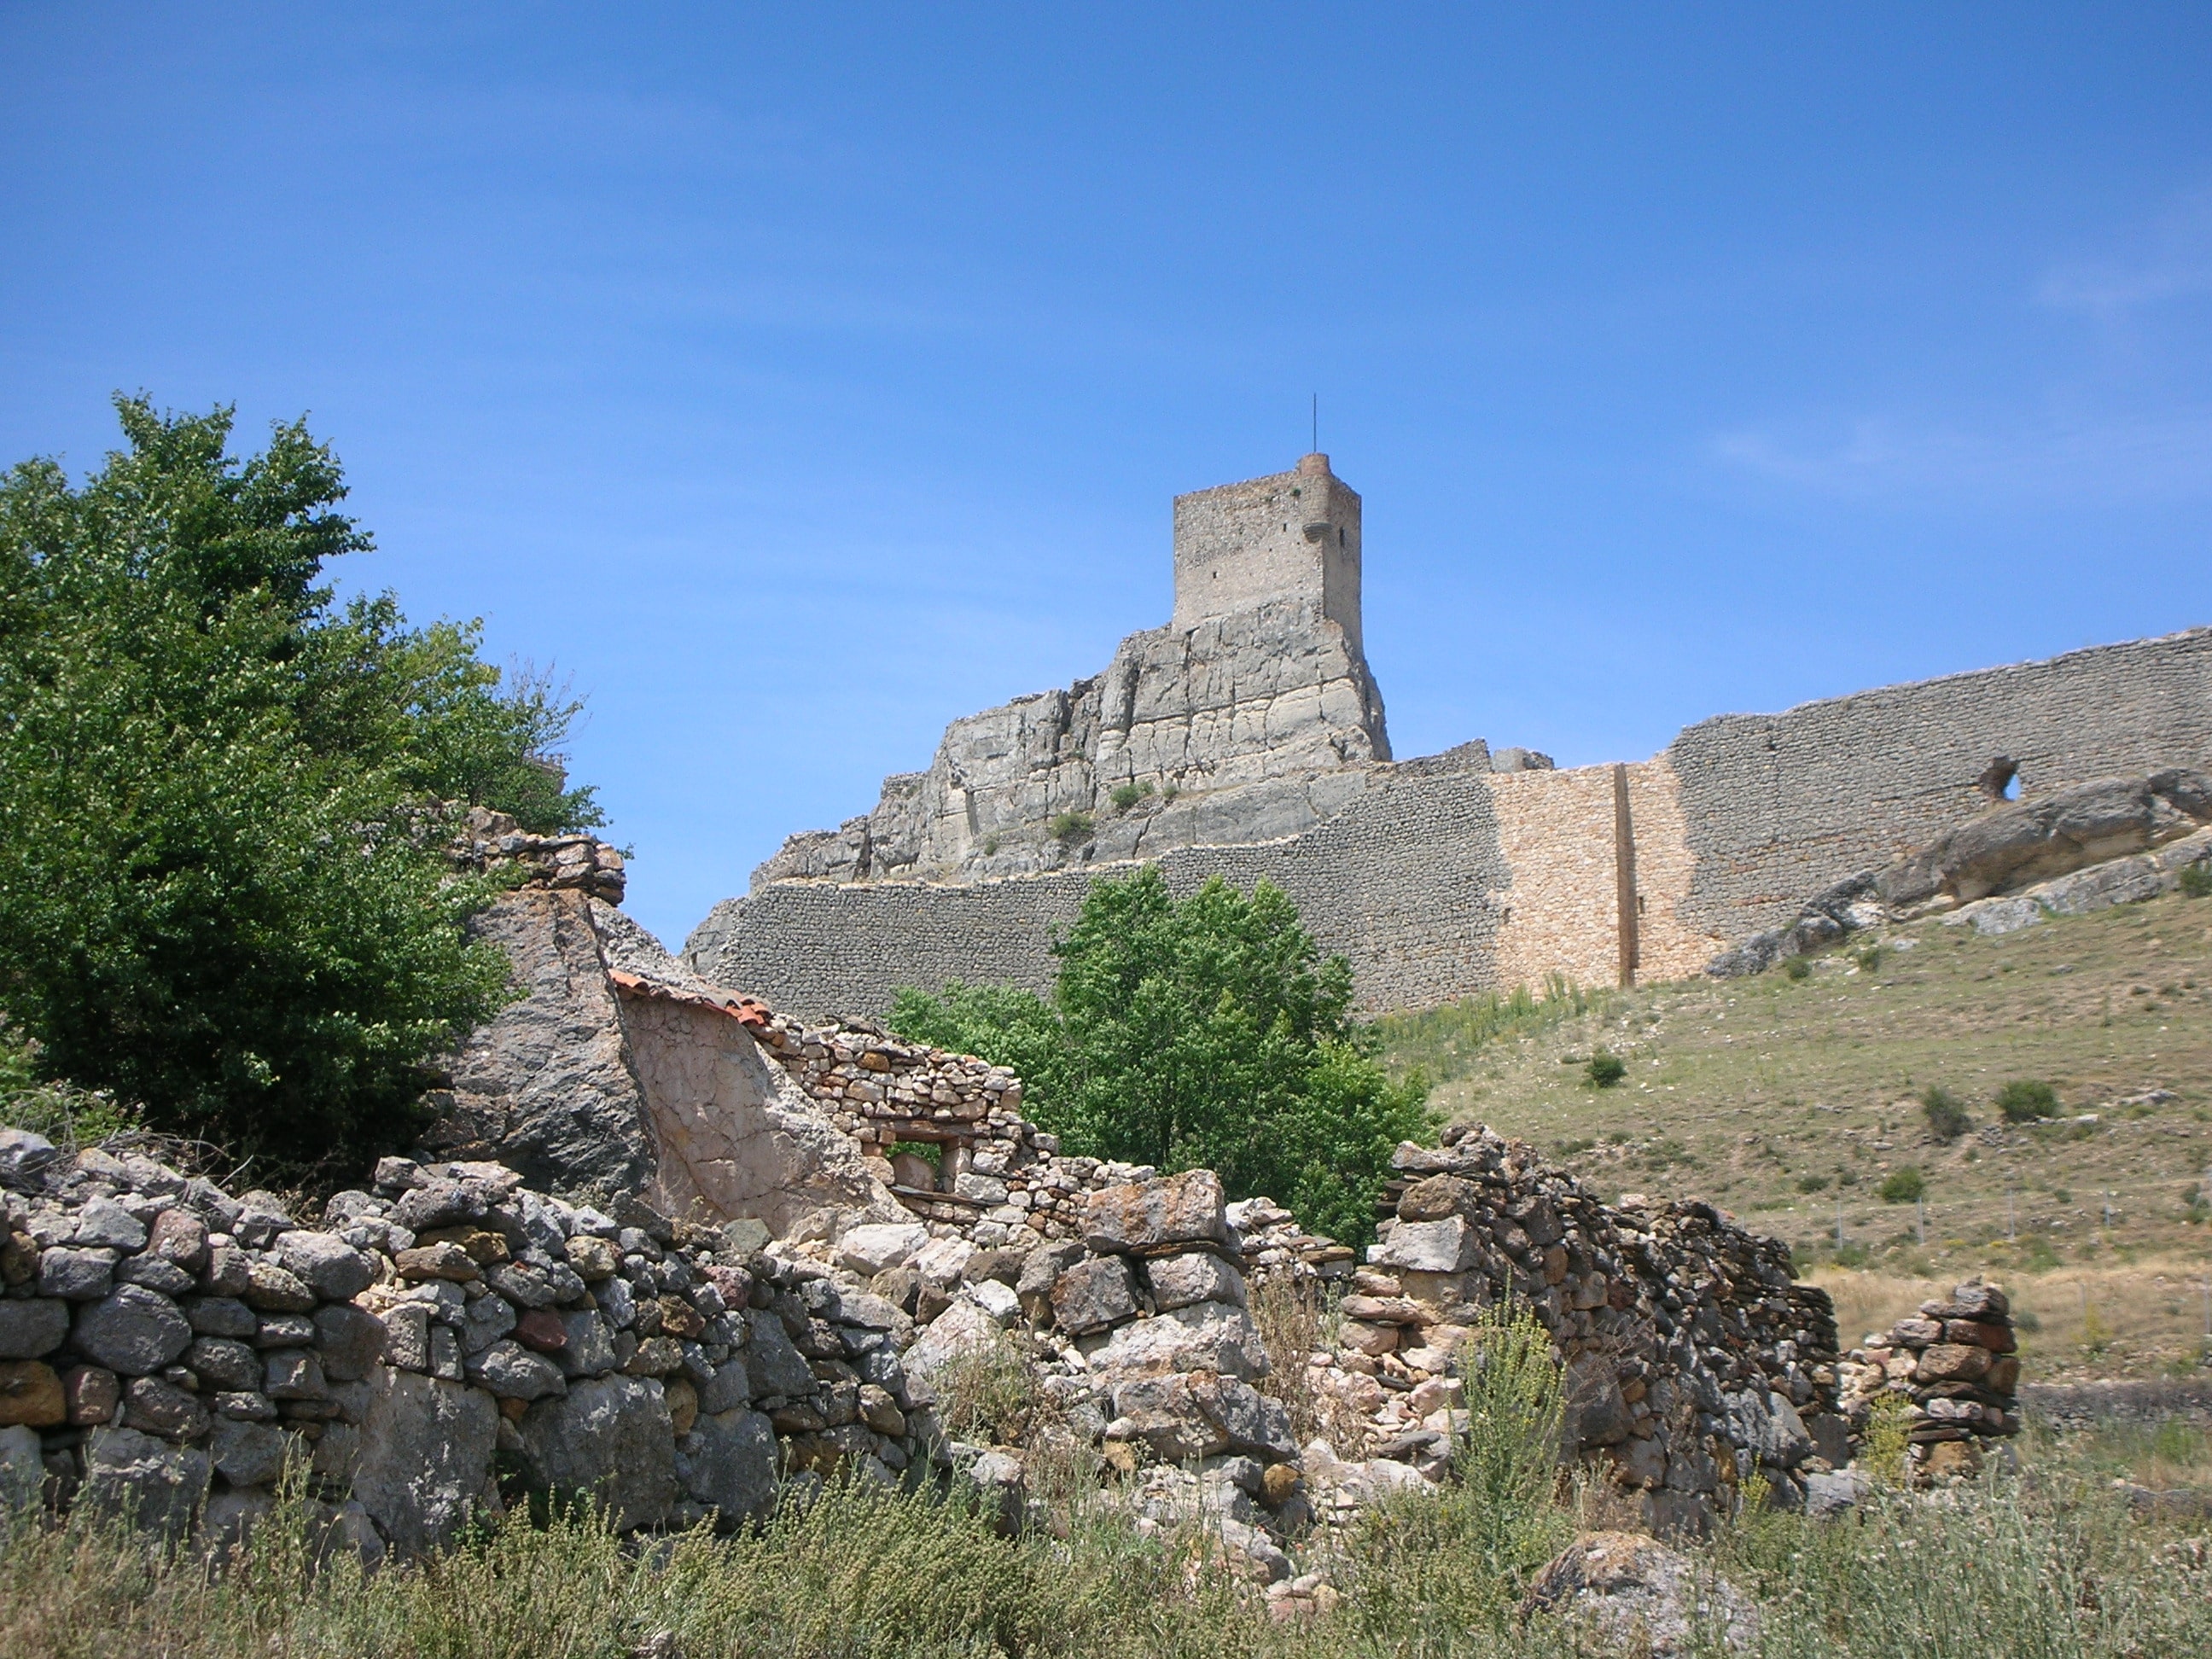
[1380,888,2212,1377]
[1248,1274,1339,1447]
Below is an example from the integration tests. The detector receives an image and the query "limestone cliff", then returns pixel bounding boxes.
[755,589,1390,888]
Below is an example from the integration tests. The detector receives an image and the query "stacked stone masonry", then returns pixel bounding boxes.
[690,447,2212,1019]
[1836,1280,2021,1481]
[0,1133,932,1554]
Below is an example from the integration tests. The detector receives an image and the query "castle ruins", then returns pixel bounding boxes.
[686,455,2212,1018]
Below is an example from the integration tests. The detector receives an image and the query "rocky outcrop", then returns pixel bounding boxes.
[418,848,906,1238]
[1709,770,2212,975]
[747,598,1393,891]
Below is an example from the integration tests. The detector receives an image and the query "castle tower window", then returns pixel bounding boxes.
[1977,757,2020,800]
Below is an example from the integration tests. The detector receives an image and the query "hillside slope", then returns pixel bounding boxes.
[1378,888,2212,1378]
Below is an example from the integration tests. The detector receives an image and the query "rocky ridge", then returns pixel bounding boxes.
[1709,770,2212,976]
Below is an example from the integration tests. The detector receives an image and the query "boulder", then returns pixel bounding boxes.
[1365,1217,1481,1274]
[743,1309,816,1399]
[38,1247,116,1301]
[352,1369,498,1556]
[0,1423,42,1507]
[675,1406,778,1524]
[469,1340,568,1401]
[835,1222,928,1278]
[1085,1171,1229,1254]
[313,1304,388,1382]
[517,1374,677,1531]
[210,1417,291,1487]
[123,1375,210,1440]
[72,1285,193,1376]
[74,1197,148,1251]
[80,1425,210,1540]
[1522,1530,1758,1656]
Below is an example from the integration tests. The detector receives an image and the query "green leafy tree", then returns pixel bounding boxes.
[0,396,597,1173]
[893,867,1430,1243]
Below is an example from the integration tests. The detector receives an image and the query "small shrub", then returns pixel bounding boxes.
[981,834,1000,855]
[1796,1173,1831,1193]
[1584,1048,1627,1088]
[2180,859,2212,898]
[1046,810,1094,844]
[933,1328,1045,1445]
[1108,779,1153,813]
[1996,1079,2061,1122]
[1920,1085,1971,1143]
[1878,1166,1926,1203]
[1861,1392,1913,1485]
[1783,956,1813,981]
[1855,943,1885,972]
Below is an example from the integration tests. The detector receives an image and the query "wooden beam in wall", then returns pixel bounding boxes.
[1613,762,1640,989]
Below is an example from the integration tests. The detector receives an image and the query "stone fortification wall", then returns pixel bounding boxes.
[712,626,2212,1018]
[690,749,1518,1019]
[1669,626,2212,944]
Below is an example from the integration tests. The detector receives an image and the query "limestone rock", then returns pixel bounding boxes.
[1144,1250,1247,1312]
[836,1222,928,1278]
[1080,1300,1269,1382]
[1522,1530,1759,1656]
[1051,1256,1138,1336]
[81,1425,210,1540]
[352,1369,498,1556]
[1084,1171,1228,1254]
[517,1374,677,1531]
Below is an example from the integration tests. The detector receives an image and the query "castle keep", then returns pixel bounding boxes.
[685,457,2212,1018]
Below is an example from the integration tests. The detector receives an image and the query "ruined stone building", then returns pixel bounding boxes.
[685,455,2212,1017]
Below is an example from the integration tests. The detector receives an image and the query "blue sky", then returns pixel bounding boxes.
[4,4,2210,948]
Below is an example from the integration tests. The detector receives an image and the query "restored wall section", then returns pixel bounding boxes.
[1670,627,2212,942]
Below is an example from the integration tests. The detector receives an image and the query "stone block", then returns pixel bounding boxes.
[1366,1217,1480,1274]
[1050,1256,1138,1336]
[675,1406,777,1525]
[352,1369,498,1556]
[518,1374,677,1531]
[1084,1170,1228,1254]
[0,1360,65,1428]
[313,1304,388,1382]
[1144,1250,1246,1312]
[81,1425,210,1538]
[38,1246,116,1301]
[210,1417,290,1487]
[73,1284,192,1376]
[276,1232,375,1301]
[0,1297,68,1359]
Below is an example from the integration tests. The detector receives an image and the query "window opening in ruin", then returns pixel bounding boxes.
[1978,757,2020,800]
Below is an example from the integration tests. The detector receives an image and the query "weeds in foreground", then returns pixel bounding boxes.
[6,1396,2212,1656]
[1249,1274,1341,1447]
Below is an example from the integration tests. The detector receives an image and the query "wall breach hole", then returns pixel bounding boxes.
[1978,756,2021,800]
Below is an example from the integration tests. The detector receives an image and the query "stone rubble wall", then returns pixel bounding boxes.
[701,626,2212,1022]
[1297,1130,1843,1528]
[0,1137,933,1556]
[1836,1280,2021,1481]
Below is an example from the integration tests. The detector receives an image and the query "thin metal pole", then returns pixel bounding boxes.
[1917,1198,1925,1247]
[2007,1190,2016,1241]
[1311,394,1318,454]
[1836,1198,1845,1251]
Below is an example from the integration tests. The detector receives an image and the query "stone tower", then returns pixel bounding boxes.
[1171,453,1364,655]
